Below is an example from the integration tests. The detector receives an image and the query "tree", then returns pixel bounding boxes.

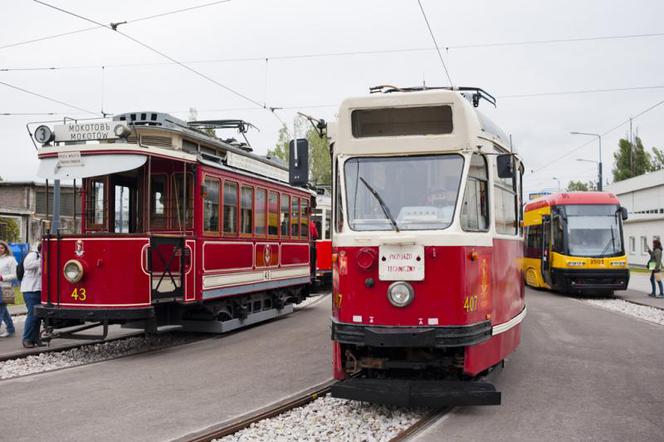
[0,217,20,242]
[612,137,653,181]
[268,118,331,185]
[651,146,664,171]
[566,180,597,192]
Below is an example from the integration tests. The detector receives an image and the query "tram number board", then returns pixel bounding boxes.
[379,244,424,281]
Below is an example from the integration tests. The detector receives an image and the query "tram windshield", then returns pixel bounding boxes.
[564,204,623,257]
[344,154,464,231]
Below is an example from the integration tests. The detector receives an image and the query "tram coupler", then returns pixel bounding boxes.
[40,321,110,342]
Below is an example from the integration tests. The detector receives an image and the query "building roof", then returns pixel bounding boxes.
[524,191,621,211]
[0,181,79,189]
[605,169,664,195]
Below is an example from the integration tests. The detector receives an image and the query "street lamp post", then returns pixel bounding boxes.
[570,131,602,191]
[552,176,561,191]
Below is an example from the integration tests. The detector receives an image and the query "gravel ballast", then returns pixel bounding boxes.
[0,334,192,380]
[218,394,426,442]
[585,299,664,326]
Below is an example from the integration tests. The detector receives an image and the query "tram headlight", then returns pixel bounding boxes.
[387,282,414,308]
[63,260,84,283]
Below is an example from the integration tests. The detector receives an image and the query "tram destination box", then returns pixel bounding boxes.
[379,244,424,281]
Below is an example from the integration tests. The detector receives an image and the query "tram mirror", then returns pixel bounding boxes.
[289,138,309,187]
[496,154,514,178]
[619,206,628,221]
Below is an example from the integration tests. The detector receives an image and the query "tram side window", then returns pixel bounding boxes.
[173,173,193,230]
[240,186,253,235]
[334,161,344,233]
[291,198,300,237]
[552,215,565,253]
[203,177,220,234]
[494,187,517,235]
[87,178,106,229]
[324,209,332,240]
[255,188,267,236]
[224,181,238,235]
[461,154,489,231]
[525,225,543,258]
[268,191,279,236]
[281,194,290,237]
[150,175,167,228]
[300,199,309,239]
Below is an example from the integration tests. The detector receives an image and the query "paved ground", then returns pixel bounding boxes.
[414,287,664,442]
[0,295,332,442]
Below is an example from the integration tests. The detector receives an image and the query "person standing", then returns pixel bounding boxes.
[21,243,42,348]
[647,239,663,297]
[0,240,17,338]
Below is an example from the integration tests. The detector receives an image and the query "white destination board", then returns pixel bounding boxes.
[57,151,83,167]
[226,151,289,182]
[54,120,128,142]
[379,244,425,281]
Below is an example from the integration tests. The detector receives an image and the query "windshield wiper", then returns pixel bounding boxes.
[359,176,399,232]
[599,225,616,257]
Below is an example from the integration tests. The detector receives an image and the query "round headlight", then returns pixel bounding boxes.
[387,282,414,308]
[63,260,84,283]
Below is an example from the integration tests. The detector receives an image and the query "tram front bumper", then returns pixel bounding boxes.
[331,319,493,348]
[552,268,629,290]
[35,304,155,322]
[332,377,501,407]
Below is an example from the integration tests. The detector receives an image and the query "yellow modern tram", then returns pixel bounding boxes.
[523,192,629,293]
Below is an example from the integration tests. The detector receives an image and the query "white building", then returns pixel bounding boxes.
[606,169,664,267]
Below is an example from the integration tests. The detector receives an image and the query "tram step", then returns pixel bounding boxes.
[331,377,501,407]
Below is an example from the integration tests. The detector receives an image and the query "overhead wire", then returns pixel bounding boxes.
[416,0,453,86]
[33,0,267,111]
[0,80,98,115]
[0,0,232,51]
[529,96,664,175]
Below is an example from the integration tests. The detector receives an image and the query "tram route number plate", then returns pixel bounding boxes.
[378,244,424,281]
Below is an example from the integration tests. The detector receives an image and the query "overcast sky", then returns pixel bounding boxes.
[2,0,663,195]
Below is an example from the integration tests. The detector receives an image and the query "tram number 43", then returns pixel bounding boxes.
[70,287,88,302]
[463,295,478,312]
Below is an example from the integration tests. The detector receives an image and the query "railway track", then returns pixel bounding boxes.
[0,293,330,380]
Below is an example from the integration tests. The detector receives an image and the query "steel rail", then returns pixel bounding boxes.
[181,380,336,442]
[389,408,451,442]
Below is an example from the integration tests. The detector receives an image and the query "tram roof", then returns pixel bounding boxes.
[332,88,510,156]
[524,192,621,211]
[33,112,296,186]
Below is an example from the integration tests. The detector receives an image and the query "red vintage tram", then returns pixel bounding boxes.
[31,113,314,340]
[329,86,526,406]
[312,188,332,286]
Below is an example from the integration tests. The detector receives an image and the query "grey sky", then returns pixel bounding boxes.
[1,0,663,195]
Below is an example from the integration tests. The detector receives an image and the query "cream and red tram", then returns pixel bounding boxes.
[32,113,314,340]
[329,86,526,406]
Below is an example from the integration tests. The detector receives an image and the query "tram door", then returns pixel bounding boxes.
[541,215,553,287]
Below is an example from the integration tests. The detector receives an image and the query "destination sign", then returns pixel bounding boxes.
[54,120,129,142]
[57,151,83,168]
[226,151,289,183]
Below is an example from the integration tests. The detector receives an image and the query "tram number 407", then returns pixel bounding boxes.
[464,295,478,312]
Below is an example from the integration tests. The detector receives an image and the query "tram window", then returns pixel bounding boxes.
[525,225,543,258]
[494,187,517,235]
[324,209,332,240]
[281,194,291,237]
[335,161,344,233]
[268,191,279,236]
[291,198,300,237]
[114,185,130,233]
[300,199,309,239]
[173,173,193,230]
[240,186,253,235]
[87,178,106,228]
[312,210,323,240]
[255,188,267,236]
[203,177,220,234]
[150,175,167,228]
[461,154,489,232]
[351,106,453,137]
[552,216,565,252]
[223,181,238,235]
